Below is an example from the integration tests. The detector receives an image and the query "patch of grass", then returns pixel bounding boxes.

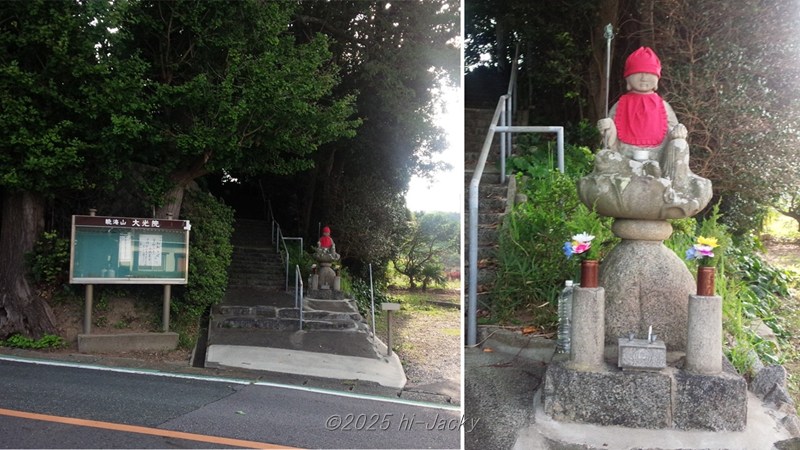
[0,334,65,349]
[440,328,460,336]
[390,290,452,314]
[763,209,800,241]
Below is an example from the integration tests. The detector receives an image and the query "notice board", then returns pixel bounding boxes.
[69,215,191,284]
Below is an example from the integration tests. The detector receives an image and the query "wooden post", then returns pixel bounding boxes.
[83,284,94,334]
[163,284,171,332]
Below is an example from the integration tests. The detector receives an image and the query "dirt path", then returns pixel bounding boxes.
[760,239,800,409]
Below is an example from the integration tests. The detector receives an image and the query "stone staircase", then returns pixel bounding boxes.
[209,218,368,334]
[226,219,285,290]
[464,108,514,308]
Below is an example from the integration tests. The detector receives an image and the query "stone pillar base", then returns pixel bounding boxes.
[686,294,722,374]
[568,287,605,371]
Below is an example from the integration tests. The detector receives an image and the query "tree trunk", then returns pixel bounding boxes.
[156,184,186,219]
[0,191,57,339]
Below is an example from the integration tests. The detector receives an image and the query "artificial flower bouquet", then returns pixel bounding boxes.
[685,236,719,267]
[563,232,597,261]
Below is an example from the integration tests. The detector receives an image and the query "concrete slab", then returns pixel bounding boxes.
[517,384,793,449]
[205,340,407,389]
[207,328,380,359]
[77,332,178,353]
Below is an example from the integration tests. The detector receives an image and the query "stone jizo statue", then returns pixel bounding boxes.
[579,46,712,220]
[312,225,340,291]
[314,226,339,261]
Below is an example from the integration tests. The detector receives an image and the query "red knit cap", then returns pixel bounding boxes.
[624,47,661,78]
[322,226,331,234]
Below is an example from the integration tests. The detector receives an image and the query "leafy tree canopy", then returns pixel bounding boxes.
[0,0,146,195]
[392,211,459,290]
[288,1,460,274]
[117,0,360,214]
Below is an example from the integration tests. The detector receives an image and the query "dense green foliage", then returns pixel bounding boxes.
[663,209,794,374]
[171,190,234,346]
[490,141,617,324]
[25,231,70,286]
[0,333,65,349]
[0,0,146,195]
[113,0,359,216]
[392,212,459,290]
[345,274,393,320]
[287,1,460,276]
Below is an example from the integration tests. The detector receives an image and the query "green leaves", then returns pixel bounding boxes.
[392,211,459,290]
[0,334,65,349]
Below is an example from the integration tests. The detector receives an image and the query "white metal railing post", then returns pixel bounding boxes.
[369,263,376,342]
[295,265,304,330]
[557,128,565,173]
[467,98,504,346]
[467,43,567,347]
[505,94,512,157]
[500,97,507,184]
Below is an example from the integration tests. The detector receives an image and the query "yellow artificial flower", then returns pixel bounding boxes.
[697,236,719,248]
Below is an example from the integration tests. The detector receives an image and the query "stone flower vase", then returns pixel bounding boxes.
[580,260,599,288]
[697,266,715,296]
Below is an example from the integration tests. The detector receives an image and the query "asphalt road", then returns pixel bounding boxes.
[0,356,461,449]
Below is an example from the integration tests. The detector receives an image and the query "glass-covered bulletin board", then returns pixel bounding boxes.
[69,215,191,284]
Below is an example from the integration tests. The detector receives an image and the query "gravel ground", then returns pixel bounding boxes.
[760,239,800,411]
[375,291,461,391]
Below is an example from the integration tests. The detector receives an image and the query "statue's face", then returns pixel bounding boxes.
[626,72,659,93]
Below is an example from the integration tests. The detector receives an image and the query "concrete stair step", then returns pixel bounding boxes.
[304,310,363,322]
[466,195,506,213]
[227,280,285,289]
[213,316,300,331]
[228,264,284,273]
[465,170,503,186]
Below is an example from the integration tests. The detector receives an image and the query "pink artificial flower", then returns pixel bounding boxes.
[573,242,591,254]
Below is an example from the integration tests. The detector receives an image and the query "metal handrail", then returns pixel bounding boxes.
[295,264,304,330]
[466,45,566,346]
[267,201,303,293]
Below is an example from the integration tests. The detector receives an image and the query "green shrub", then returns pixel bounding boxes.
[171,190,234,347]
[343,268,393,318]
[664,206,791,374]
[507,137,594,179]
[26,231,70,286]
[0,334,65,349]
[491,166,616,326]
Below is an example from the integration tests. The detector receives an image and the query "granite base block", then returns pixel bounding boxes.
[674,369,748,431]
[543,362,672,429]
[544,360,748,431]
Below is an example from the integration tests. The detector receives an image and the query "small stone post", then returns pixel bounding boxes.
[685,294,722,374]
[569,286,606,370]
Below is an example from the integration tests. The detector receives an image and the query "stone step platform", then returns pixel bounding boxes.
[213,305,367,333]
[220,286,295,307]
[228,268,284,279]
[225,279,285,290]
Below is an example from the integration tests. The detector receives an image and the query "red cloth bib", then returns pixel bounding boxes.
[319,236,333,248]
[614,93,668,146]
